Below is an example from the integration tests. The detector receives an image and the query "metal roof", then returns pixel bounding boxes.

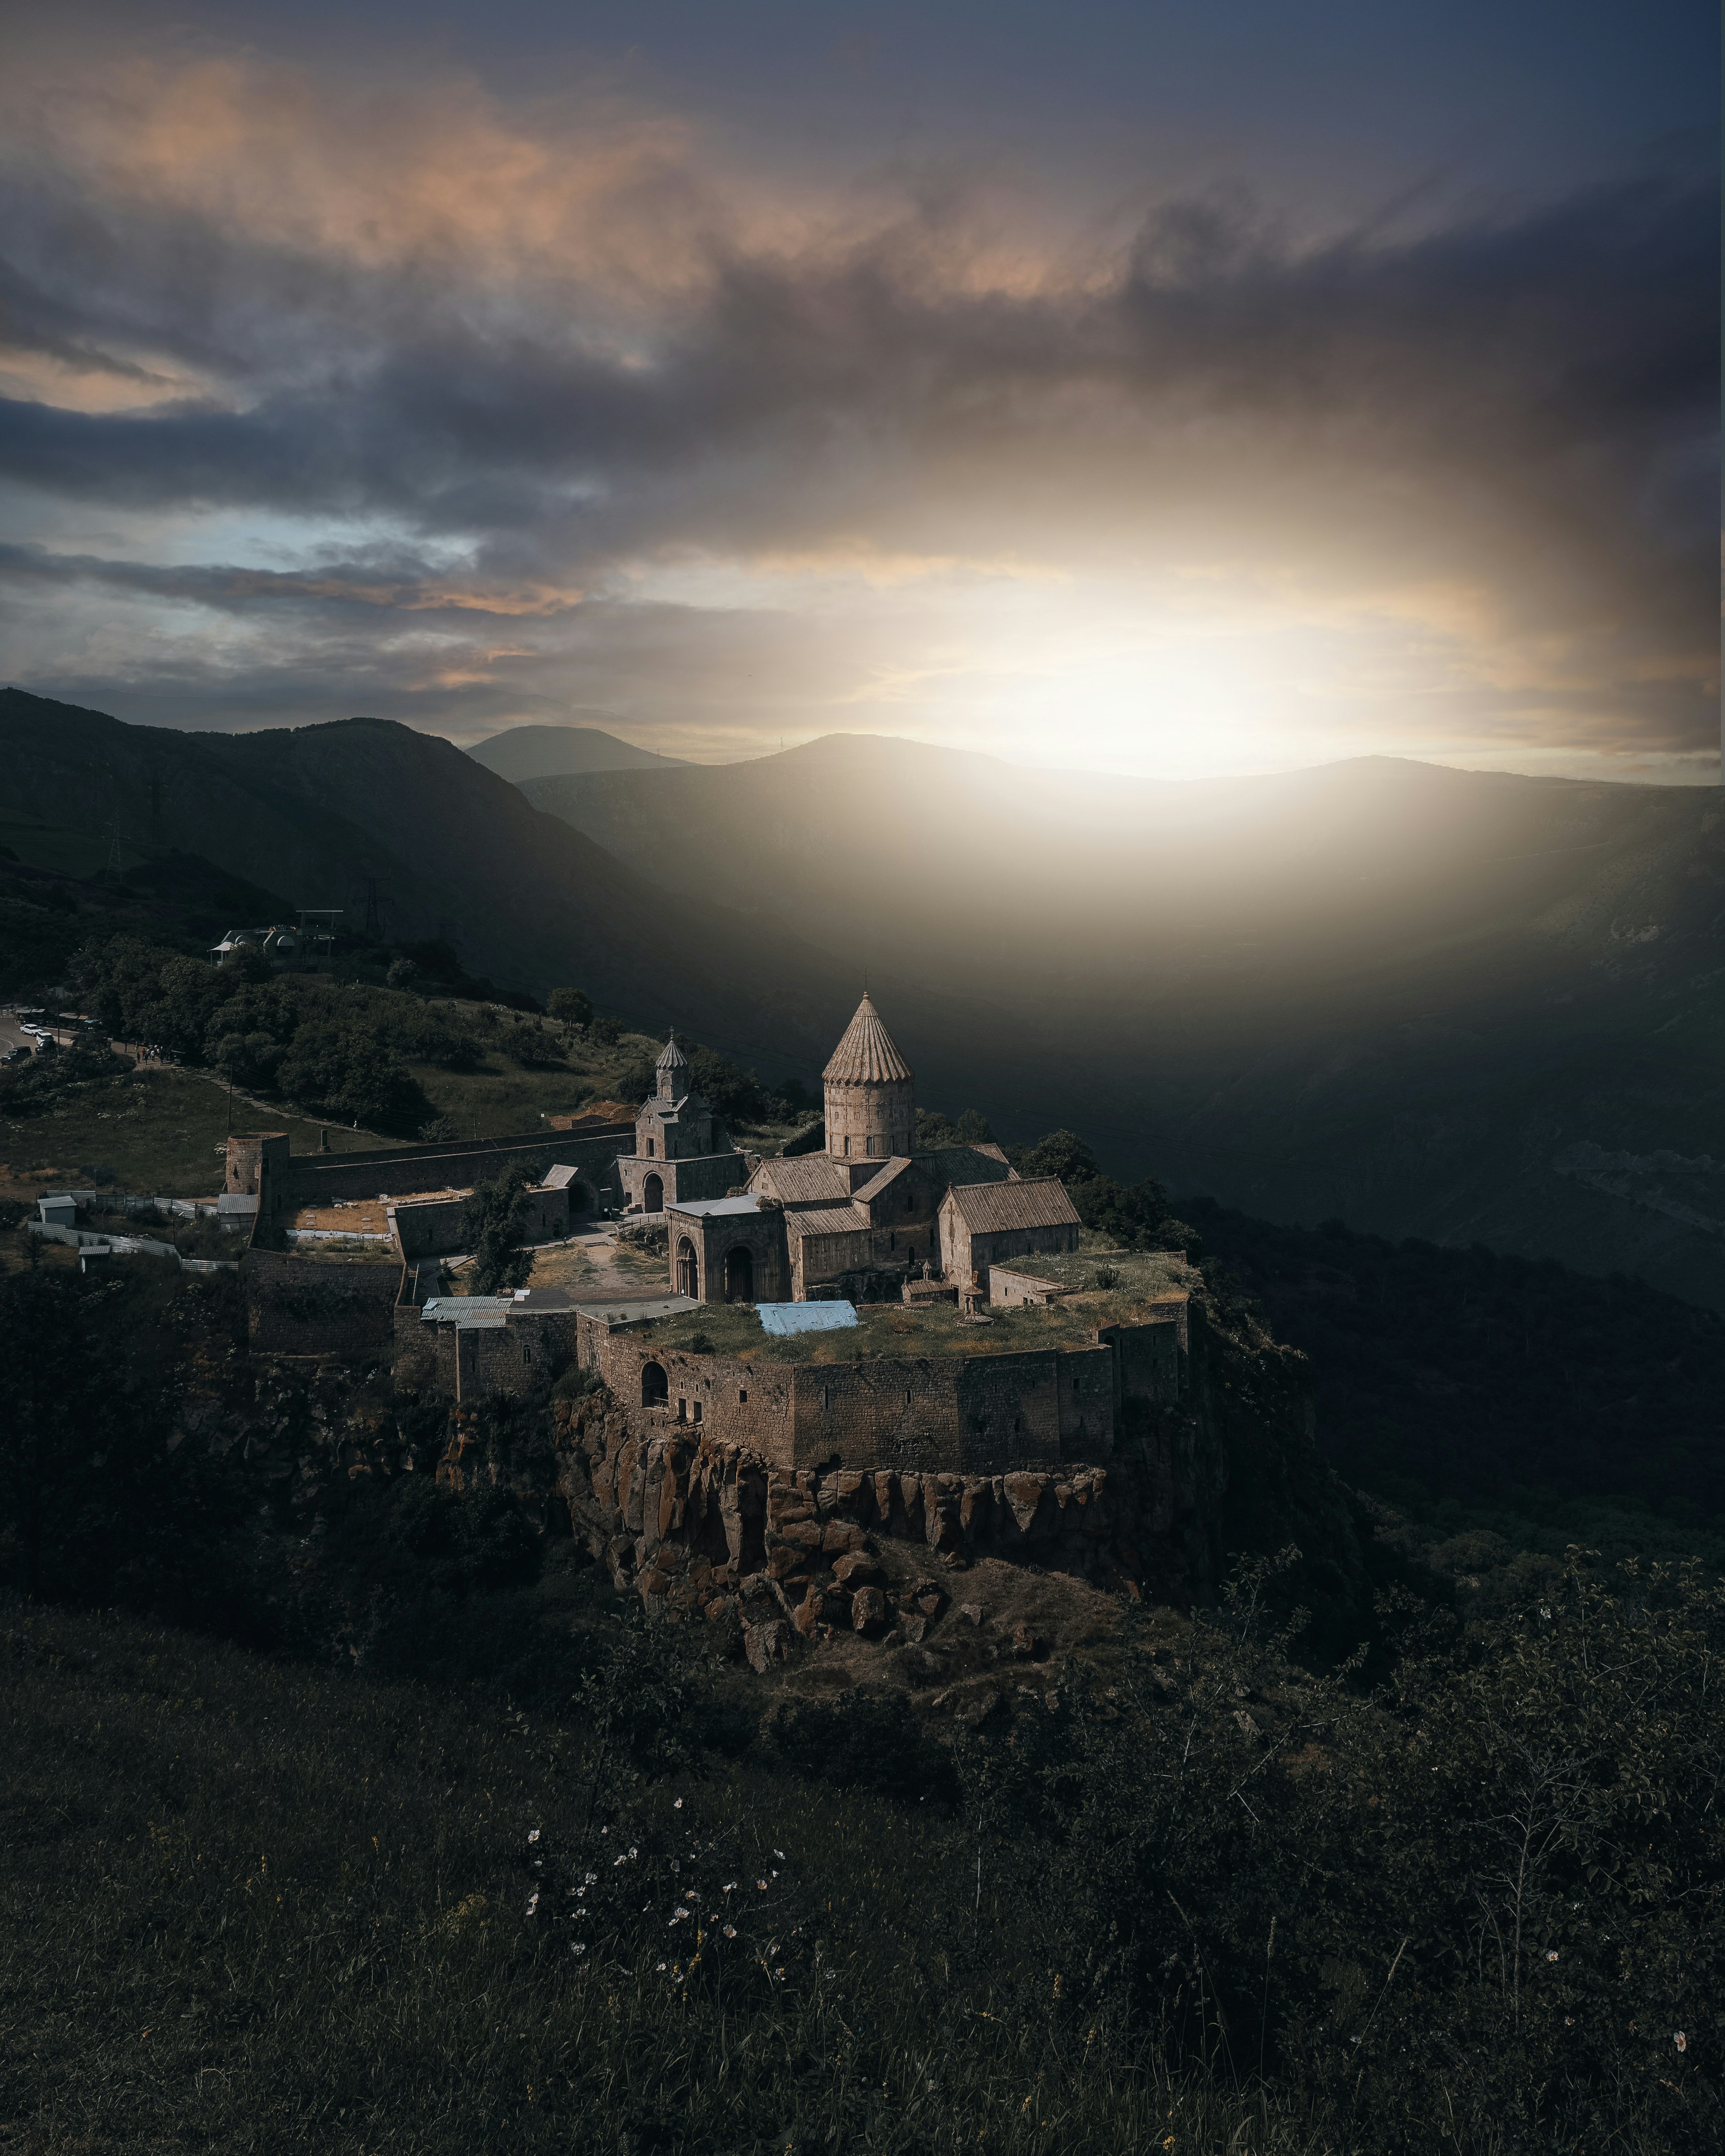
[757,1300,858,1336]
[668,1195,766,1218]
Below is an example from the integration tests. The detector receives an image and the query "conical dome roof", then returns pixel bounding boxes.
[822,994,913,1086]
[656,1031,688,1074]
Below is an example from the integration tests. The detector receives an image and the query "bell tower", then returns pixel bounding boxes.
[822,993,915,1161]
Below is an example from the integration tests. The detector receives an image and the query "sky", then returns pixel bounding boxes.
[0,0,1716,782]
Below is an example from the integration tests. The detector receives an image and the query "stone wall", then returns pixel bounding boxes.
[242,1246,402,1360]
[576,1325,1169,1470]
[245,1124,634,1215]
[392,1302,583,1399]
[389,1183,575,1260]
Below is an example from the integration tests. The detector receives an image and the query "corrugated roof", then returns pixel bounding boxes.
[822,993,914,1086]
[656,1032,688,1074]
[943,1177,1082,1234]
[784,1205,874,1239]
[753,1155,852,1206]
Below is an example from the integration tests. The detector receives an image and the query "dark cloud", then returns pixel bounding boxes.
[0,48,1714,770]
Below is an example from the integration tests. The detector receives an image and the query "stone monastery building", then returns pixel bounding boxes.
[641,994,1081,1306]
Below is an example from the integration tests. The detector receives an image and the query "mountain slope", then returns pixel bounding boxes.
[466,723,687,783]
[0,691,836,1066]
[527,737,1725,1309]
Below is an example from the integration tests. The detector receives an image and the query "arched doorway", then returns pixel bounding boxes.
[675,1238,698,1299]
[643,1173,663,1212]
[724,1246,754,1303]
[641,1361,668,1407]
[569,1182,593,1215]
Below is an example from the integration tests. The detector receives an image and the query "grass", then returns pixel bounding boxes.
[639,1261,1196,1365]
[0,1595,1328,2156]
[0,1068,396,1201]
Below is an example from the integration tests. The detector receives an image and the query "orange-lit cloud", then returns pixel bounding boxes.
[0,39,1714,781]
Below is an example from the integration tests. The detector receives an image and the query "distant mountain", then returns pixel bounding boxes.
[0,690,840,1067]
[527,736,1725,1311]
[465,723,688,784]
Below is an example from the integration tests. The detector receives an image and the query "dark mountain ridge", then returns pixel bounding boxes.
[0,689,847,1067]
[465,723,689,783]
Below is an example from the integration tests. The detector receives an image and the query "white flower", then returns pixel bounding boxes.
[527,1829,541,1844]
[525,1893,540,1916]
[675,1907,689,1919]
[758,1880,768,1891]
[614,1855,627,1867]
[1675,2032,1688,2052]
[628,1847,638,1860]
[724,1882,737,1892]
[584,1872,597,1884]
[576,1888,587,1899]
[674,1798,684,1809]
[1547,1951,1558,1962]
[774,1849,784,1859]
[572,1943,587,1956]
[657,1962,666,1972]
[723,1925,737,1938]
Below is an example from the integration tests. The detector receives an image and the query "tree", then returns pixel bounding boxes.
[464,1167,535,1295]
[548,987,594,1027]
[276,1019,423,1127]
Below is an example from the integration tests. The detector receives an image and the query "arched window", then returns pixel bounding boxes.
[641,1361,668,1407]
[676,1238,698,1299]
[643,1173,663,1213]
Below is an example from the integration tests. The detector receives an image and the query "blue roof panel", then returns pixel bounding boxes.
[756,1300,859,1336]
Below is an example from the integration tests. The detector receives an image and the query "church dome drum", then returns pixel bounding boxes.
[822,993,916,1160]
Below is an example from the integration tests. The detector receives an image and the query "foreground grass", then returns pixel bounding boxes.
[3,1601,1329,2156]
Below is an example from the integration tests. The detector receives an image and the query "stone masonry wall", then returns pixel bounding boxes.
[263,1126,633,1211]
[243,1247,401,1360]
[578,1327,1142,1470]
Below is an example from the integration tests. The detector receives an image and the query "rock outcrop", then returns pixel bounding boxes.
[551,1398,1193,1652]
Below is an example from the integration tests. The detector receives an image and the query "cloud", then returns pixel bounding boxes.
[0,44,1715,776]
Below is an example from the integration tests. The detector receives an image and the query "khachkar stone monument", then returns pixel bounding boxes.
[822,992,916,1161]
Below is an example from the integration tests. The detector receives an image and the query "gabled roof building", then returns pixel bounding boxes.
[655,993,1081,1307]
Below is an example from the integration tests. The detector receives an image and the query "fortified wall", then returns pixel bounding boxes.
[573,1310,1185,1472]
[229,1123,635,1229]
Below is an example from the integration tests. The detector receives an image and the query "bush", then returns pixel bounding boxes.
[547,987,594,1027]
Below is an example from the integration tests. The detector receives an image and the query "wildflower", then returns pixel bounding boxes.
[758,1880,768,1891]
[526,1828,541,1844]
[674,1798,684,1809]
[774,1849,784,1859]
[525,1892,540,1916]
[724,1882,737,1893]
[1547,1951,1558,1963]
[576,1888,587,1899]
[1675,2032,1688,2052]
[628,1847,638,1860]
[724,1925,737,1938]
[657,1962,666,1973]
[572,1943,587,1956]
[613,1855,627,1867]
[584,1872,597,1884]
[675,1907,689,1919]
